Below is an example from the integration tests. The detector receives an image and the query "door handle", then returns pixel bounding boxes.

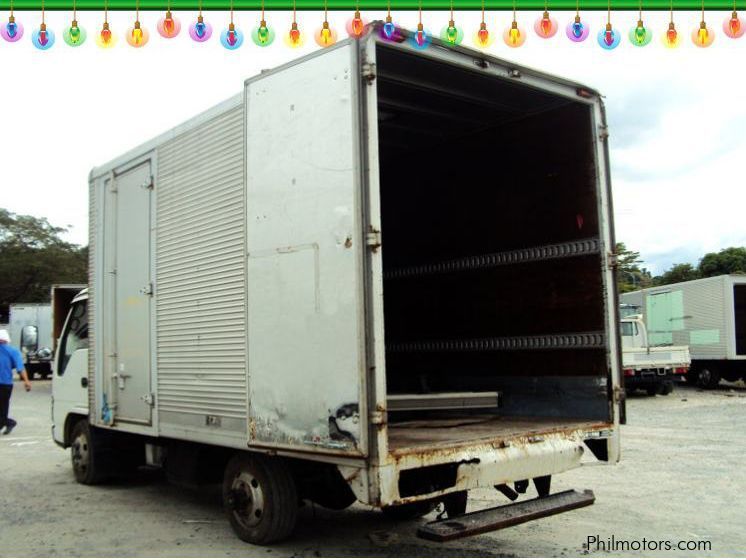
[81,377,88,388]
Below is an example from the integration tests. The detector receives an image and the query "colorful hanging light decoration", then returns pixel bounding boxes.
[157,0,181,38]
[473,0,493,47]
[566,0,589,42]
[315,0,338,46]
[251,0,274,46]
[379,0,402,41]
[189,0,213,42]
[410,2,430,49]
[534,1,558,38]
[2,0,24,42]
[346,3,366,38]
[597,0,621,49]
[32,0,55,49]
[126,0,150,47]
[284,0,304,47]
[723,0,744,38]
[692,0,715,46]
[220,0,244,49]
[63,0,87,46]
[629,1,652,45]
[662,0,679,47]
[95,0,116,47]
[440,0,464,44]
[503,1,526,47]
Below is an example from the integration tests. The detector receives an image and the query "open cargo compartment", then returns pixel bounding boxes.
[373,44,614,457]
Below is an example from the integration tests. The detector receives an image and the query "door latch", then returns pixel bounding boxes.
[142,393,155,407]
[140,283,154,296]
[366,227,382,252]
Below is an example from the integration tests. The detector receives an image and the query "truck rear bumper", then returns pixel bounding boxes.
[372,425,612,506]
[625,373,682,390]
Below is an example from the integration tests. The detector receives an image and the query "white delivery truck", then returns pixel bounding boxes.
[52,24,622,545]
[621,315,690,396]
[621,275,746,389]
[9,303,53,379]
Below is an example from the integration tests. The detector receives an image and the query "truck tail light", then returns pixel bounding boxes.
[623,368,635,377]
[674,367,689,374]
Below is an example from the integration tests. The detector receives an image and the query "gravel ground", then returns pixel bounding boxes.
[1,380,744,557]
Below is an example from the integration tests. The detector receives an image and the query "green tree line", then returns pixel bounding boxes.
[0,209,87,322]
[616,243,746,293]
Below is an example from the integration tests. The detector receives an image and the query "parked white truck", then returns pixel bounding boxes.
[9,303,53,379]
[621,315,690,396]
[621,275,746,389]
[52,24,622,545]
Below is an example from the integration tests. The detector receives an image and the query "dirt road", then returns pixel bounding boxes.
[1,380,744,557]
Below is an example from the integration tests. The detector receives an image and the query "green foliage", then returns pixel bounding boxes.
[698,247,746,277]
[654,263,700,286]
[0,209,87,308]
[615,242,653,293]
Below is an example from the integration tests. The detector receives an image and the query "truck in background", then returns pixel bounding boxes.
[621,315,690,396]
[8,303,53,379]
[52,25,622,545]
[621,274,746,389]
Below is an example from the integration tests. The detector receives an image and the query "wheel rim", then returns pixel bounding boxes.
[228,470,266,529]
[71,432,90,476]
[699,369,712,385]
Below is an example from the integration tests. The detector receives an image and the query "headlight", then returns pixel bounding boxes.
[37,347,52,360]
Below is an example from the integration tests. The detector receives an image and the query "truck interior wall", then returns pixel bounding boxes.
[376,45,610,422]
[735,285,746,356]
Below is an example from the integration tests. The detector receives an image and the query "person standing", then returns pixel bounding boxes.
[0,329,31,435]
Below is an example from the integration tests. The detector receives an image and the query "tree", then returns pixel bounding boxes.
[616,242,653,293]
[698,247,746,277]
[653,263,700,286]
[0,209,87,309]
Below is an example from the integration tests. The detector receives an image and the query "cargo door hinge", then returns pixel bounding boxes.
[142,393,155,407]
[614,386,625,403]
[362,62,376,85]
[141,175,154,190]
[599,125,609,140]
[607,252,618,269]
[366,228,382,252]
[140,283,154,296]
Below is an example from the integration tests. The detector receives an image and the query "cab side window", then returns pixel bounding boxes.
[58,301,88,376]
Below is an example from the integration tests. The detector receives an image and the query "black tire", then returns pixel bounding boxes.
[696,366,721,389]
[646,386,658,396]
[223,454,298,545]
[70,420,108,485]
[659,381,674,395]
[381,500,435,521]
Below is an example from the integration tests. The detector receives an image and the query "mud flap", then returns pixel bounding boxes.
[417,489,595,542]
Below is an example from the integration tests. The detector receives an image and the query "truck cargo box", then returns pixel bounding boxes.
[54,24,621,543]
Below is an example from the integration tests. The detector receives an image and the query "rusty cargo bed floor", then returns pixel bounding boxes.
[387,415,609,455]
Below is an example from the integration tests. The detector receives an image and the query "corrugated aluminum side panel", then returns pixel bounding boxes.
[87,179,97,418]
[155,105,247,428]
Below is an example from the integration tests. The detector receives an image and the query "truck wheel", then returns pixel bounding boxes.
[381,500,435,520]
[659,381,674,395]
[696,367,721,389]
[646,386,658,396]
[70,420,108,485]
[223,454,298,545]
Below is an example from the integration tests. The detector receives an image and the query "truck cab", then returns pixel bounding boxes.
[621,315,690,396]
[51,289,89,447]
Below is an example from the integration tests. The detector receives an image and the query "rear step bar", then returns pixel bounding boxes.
[418,489,595,542]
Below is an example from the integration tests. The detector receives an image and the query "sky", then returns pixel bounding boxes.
[1,9,744,274]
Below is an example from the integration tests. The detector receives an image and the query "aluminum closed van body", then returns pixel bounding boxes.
[9,303,53,378]
[621,274,746,388]
[52,24,622,544]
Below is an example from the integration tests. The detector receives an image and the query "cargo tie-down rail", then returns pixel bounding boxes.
[387,331,607,353]
[383,238,600,280]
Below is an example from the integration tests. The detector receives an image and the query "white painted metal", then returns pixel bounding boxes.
[245,43,367,455]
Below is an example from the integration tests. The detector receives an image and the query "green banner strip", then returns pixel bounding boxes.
[0,0,738,9]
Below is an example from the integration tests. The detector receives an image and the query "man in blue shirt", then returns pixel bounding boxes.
[0,329,31,435]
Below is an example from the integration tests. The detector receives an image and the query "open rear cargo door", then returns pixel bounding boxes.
[244,43,368,456]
